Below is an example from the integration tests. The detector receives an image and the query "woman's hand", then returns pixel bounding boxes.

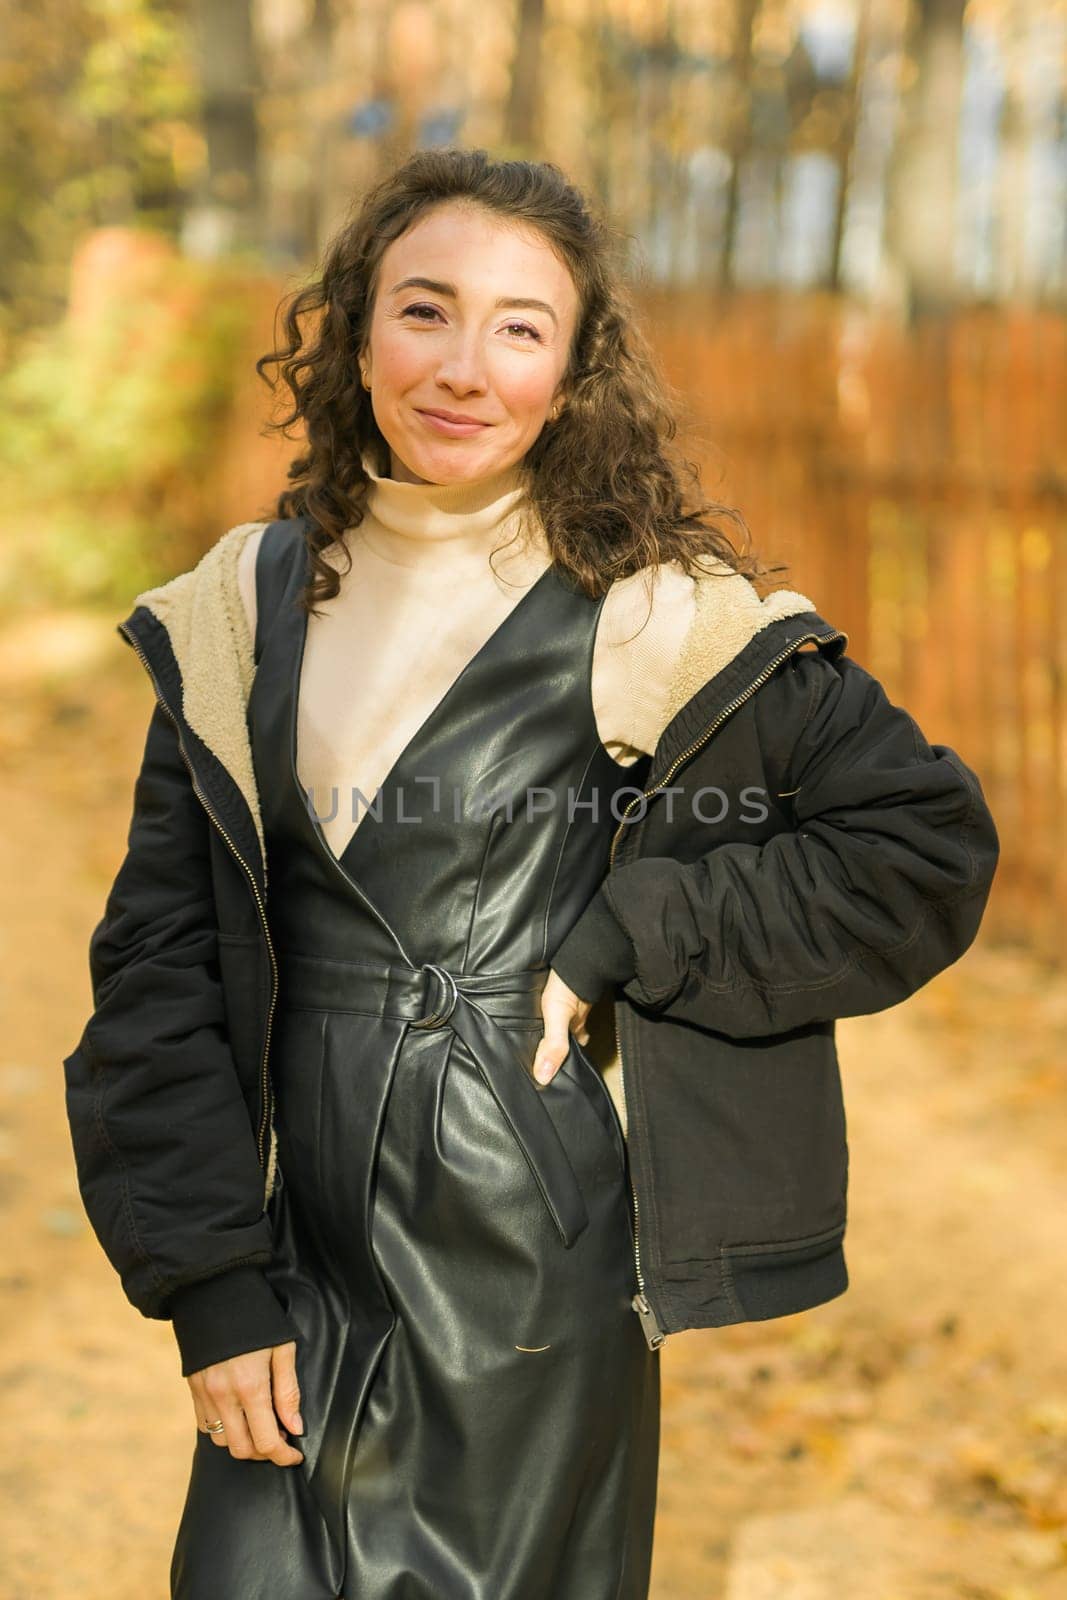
[532,969,593,1085]
[187,1339,304,1466]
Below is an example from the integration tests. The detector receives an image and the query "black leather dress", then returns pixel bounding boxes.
[169,524,661,1599]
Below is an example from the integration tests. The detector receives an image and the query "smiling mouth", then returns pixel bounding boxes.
[417,409,492,426]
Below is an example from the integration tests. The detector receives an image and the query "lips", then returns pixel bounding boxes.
[415,408,495,439]
[417,409,490,425]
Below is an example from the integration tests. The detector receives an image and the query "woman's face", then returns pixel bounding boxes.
[360,202,580,486]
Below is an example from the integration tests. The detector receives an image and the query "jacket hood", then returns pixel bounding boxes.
[123,522,267,862]
[121,520,826,866]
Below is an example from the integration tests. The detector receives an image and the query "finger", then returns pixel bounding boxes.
[188,1377,228,1439]
[222,1349,302,1466]
[534,973,595,1083]
[532,1015,571,1085]
[205,1393,257,1457]
[242,1378,303,1466]
[187,1377,212,1434]
[537,1011,595,1078]
[270,1341,303,1436]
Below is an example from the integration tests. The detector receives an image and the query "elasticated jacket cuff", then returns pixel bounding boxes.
[168,1262,301,1378]
[551,885,638,1004]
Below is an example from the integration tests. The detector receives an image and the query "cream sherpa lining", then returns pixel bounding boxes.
[131,521,269,867]
[129,529,821,1179]
[663,554,819,715]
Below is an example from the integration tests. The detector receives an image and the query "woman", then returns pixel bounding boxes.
[63,148,999,1599]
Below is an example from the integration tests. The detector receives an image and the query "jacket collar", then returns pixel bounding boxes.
[117,521,847,890]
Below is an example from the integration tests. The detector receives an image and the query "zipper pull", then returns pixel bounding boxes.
[632,1291,667,1350]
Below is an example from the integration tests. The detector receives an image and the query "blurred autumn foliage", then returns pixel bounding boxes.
[0,228,294,607]
[1,3,1066,1596]
[0,0,1062,967]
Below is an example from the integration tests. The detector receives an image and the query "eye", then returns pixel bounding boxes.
[401,304,543,343]
[505,321,543,343]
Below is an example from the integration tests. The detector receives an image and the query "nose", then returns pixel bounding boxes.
[433,334,490,395]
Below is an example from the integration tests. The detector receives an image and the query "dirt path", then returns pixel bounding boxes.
[2,611,1065,1598]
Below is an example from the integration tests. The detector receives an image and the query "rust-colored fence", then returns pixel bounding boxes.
[644,290,1067,968]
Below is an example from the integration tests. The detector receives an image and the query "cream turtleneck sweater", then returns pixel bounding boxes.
[236,451,697,862]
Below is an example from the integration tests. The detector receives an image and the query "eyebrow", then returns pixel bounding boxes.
[388,276,558,329]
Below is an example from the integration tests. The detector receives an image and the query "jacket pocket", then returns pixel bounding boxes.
[634,1016,849,1267]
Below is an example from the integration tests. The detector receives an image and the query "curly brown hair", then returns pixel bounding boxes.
[256,146,783,614]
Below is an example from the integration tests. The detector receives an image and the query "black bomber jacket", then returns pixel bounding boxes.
[62,519,1000,1375]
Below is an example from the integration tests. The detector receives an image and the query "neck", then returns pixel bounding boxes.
[354,447,540,572]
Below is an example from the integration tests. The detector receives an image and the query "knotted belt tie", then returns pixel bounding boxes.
[276,954,589,1247]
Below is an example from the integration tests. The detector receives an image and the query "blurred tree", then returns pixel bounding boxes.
[0,0,196,350]
[827,0,869,292]
[721,0,759,287]
[884,0,968,317]
[182,0,263,257]
[506,0,546,152]
[303,0,337,255]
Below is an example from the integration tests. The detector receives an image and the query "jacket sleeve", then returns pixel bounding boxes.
[551,887,638,1004]
[63,699,299,1377]
[595,649,1000,1037]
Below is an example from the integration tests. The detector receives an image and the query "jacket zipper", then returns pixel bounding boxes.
[615,1004,667,1350]
[609,625,848,1349]
[117,622,279,1191]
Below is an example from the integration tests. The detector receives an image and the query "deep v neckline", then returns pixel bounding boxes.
[289,560,560,875]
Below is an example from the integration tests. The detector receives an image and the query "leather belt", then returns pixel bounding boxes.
[276,953,589,1248]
